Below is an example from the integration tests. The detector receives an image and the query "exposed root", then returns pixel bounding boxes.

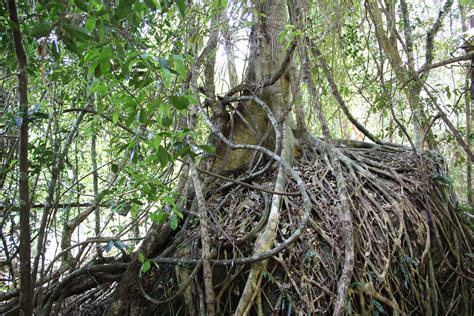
[7,139,470,315]
[234,165,287,315]
[5,104,472,315]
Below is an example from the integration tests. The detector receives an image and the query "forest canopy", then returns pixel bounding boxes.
[0,0,473,315]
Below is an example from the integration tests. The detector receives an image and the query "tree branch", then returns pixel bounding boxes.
[223,38,298,97]
[308,39,382,144]
[421,0,455,81]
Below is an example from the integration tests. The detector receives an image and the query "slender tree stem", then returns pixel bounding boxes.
[7,0,33,314]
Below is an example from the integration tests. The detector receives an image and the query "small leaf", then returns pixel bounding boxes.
[158,58,170,69]
[116,0,134,19]
[111,163,119,173]
[144,0,159,10]
[172,54,186,79]
[88,63,98,78]
[89,82,107,94]
[175,0,186,18]
[63,24,92,41]
[169,216,178,230]
[74,0,89,11]
[138,251,145,263]
[31,22,52,38]
[214,0,228,8]
[185,95,198,104]
[169,96,189,110]
[112,111,120,124]
[198,144,215,154]
[98,22,106,41]
[141,260,151,273]
[99,47,112,61]
[150,211,168,223]
[100,60,111,74]
[161,114,173,127]
[32,112,49,119]
[156,146,170,167]
[139,109,148,124]
[85,16,96,32]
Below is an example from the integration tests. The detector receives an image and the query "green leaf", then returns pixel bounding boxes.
[98,22,106,41]
[169,96,189,110]
[89,81,107,94]
[117,0,134,19]
[31,22,52,38]
[87,63,98,78]
[74,0,89,11]
[169,216,178,230]
[161,114,173,127]
[63,24,93,41]
[130,204,138,218]
[139,109,148,123]
[158,58,170,69]
[152,136,162,150]
[112,110,120,124]
[100,60,111,74]
[214,0,228,9]
[85,16,96,32]
[111,163,119,173]
[97,100,105,114]
[141,260,151,273]
[172,54,186,79]
[144,0,160,10]
[99,47,112,61]
[126,109,138,127]
[148,99,161,112]
[185,95,198,104]
[175,0,186,18]
[156,146,170,167]
[150,211,167,223]
[138,251,145,263]
[198,144,215,155]
[32,112,49,119]
[161,68,171,88]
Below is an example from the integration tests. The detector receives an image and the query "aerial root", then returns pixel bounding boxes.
[20,139,472,315]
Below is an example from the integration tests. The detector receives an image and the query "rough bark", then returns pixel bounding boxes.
[217,0,295,173]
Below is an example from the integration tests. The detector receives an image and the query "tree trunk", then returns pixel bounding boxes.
[216,0,295,173]
[7,0,33,314]
[460,3,473,207]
